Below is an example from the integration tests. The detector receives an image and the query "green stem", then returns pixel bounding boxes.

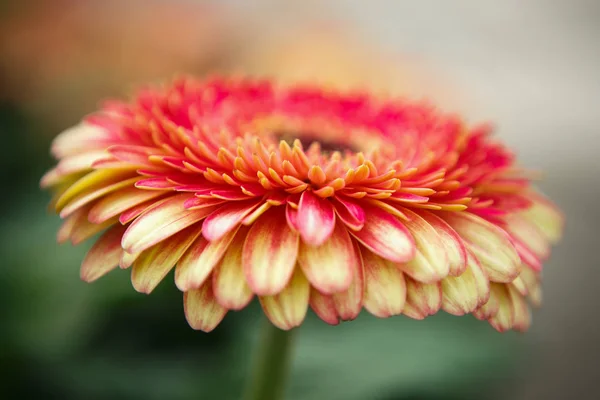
[243,318,295,400]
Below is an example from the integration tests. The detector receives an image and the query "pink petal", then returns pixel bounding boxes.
[259,267,310,330]
[298,223,356,294]
[132,225,202,294]
[212,228,254,310]
[121,194,213,254]
[332,196,365,231]
[175,226,239,291]
[418,210,468,276]
[243,208,299,296]
[362,249,406,318]
[201,199,262,241]
[296,191,336,246]
[80,225,126,282]
[184,280,227,332]
[350,205,415,263]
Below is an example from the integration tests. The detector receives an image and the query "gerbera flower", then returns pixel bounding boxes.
[41,77,563,333]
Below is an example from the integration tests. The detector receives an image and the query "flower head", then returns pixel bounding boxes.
[41,77,563,332]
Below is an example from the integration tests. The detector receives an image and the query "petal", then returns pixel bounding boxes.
[310,240,365,324]
[509,285,531,332]
[362,249,406,318]
[487,283,515,332]
[298,223,356,294]
[521,193,564,244]
[71,217,118,245]
[132,225,202,294]
[184,280,227,332]
[397,208,450,283]
[332,196,365,231]
[89,187,164,223]
[175,226,239,292]
[55,168,135,213]
[441,252,490,316]
[350,206,415,263]
[51,123,112,158]
[403,278,442,320]
[285,203,299,231]
[418,210,467,276]
[201,199,262,241]
[243,208,300,296]
[441,212,520,283]
[59,177,140,218]
[473,289,500,321]
[212,228,254,310]
[260,267,310,330]
[519,267,543,307]
[120,251,140,269]
[121,194,213,254]
[504,214,550,260]
[80,225,127,282]
[297,191,336,246]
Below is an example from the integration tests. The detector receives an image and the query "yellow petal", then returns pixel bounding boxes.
[260,267,310,330]
[184,280,227,332]
[212,228,254,310]
[80,225,126,282]
[175,226,239,291]
[403,277,442,320]
[362,249,406,318]
[442,212,520,283]
[132,225,202,294]
[398,207,450,283]
[441,252,490,316]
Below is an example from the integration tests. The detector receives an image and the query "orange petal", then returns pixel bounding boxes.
[418,210,467,276]
[442,212,520,283]
[260,267,310,330]
[212,228,254,310]
[201,199,262,241]
[298,223,355,294]
[397,208,450,283]
[441,252,490,316]
[80,225,126,282]
[350,206,415,263]
[132,225,202,294]
[184,280,227,333]
[297,191,336,246]
[403,277,442,320]
[243,208,299,296]
[121,194,212,254]
[362,249,406,318]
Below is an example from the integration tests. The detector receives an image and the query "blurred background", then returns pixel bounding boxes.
[1,0,598,399]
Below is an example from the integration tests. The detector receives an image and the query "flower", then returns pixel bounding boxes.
[41,77,563,333]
